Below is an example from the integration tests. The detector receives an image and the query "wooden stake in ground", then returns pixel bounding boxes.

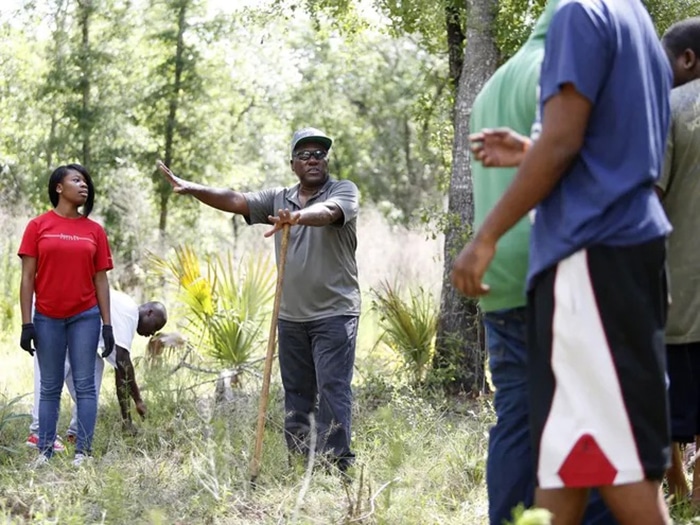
[250,224,291,483]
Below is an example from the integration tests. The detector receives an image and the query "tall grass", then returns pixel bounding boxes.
[0,349,493,524]
[0,393,30,454]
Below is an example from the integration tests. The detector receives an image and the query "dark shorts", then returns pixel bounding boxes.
[527,239,670,489]
[667,342,700,443]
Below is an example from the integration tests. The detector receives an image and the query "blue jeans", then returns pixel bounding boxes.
[485,308,616,525]
[29,353,106,437]
[277,315,357,465]
[34,305,101,457]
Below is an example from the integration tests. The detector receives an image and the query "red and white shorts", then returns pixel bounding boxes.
[527,239,670,489]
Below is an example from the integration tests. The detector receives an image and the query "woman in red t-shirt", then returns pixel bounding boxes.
[18,164,115,466]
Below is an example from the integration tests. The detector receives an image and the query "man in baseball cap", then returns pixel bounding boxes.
[290,127,333,156]
[158,126,360,475]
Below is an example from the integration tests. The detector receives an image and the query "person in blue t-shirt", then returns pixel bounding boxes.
[454,0,672,523]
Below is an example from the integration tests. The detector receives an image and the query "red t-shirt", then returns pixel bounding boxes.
[18,210,113,318]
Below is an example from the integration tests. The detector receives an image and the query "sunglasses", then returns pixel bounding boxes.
[293,150,328,161]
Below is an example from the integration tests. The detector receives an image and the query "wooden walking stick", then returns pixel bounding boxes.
[250,223,291,483]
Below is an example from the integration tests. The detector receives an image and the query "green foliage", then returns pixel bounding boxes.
[282,19,451,223]
[494,0,547,61]
[508,505,553,525]
[0,233,20,332]
[1,0,454,244]
[300,0,463,55]
[494,0,700,61]
[643,0,700,35]
[0,393,30,454]
[371,281,437,384]
[0,350,496,523]
[378,0,464,55]
[151,245,275,370]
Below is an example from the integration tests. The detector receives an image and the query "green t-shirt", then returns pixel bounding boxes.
[657,78,700,344]
[470,0,559,312]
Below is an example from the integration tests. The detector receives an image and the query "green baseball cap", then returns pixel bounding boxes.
[290,127,333,156]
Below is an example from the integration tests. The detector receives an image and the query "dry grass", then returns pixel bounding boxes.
[0,348,493,524]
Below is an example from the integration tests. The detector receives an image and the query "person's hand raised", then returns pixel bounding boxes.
[156,160,191,194]
[265,208,300,238]
[469,128,531,168]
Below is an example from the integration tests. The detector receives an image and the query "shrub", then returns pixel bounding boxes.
[371,281,438,386]
[151,245,275,373]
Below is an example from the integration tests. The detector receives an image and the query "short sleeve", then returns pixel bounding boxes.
[18,219,39,258]
[94,225,113,272]
[113,300,138,352]
[243,188,279,225]
[326,180,359,226]
[540,1,612,106]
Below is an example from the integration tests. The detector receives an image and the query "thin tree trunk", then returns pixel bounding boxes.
[434,0,499,395]
[77,0,93,167]
[45,1,68,169]
[159,0,188,236]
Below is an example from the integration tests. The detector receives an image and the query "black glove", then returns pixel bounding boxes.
[101,325,115,358]
[20,323,36,356]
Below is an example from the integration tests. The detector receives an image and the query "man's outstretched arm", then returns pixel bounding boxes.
[157,160,250,215]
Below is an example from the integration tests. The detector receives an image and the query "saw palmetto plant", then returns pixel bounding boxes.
[371,281,438,385]
[151,245,275,372]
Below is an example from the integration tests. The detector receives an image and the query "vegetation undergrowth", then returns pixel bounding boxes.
[0,350,493,524]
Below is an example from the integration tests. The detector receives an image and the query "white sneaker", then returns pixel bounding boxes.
[72,453,92,467]
[29,454,49,469]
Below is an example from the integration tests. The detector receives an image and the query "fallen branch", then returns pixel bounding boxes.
[167,344,197,375]
[171,361,221,376]
[346,477,401,523]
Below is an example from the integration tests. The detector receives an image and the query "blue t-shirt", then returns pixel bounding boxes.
[527,0,672,287]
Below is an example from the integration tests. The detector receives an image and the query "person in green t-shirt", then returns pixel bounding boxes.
[468,2,613,523]
[655,16,700,505]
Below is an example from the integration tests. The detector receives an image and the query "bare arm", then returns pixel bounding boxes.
[263,202,343,238]
[94,271,111,325]
[115,346,145,427]
[20,256,36,324]
[452,83,593,297]
[157,160,249,215]
[298,202,343,226]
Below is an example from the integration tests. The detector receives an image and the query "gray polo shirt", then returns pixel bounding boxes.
[243,178,361,322]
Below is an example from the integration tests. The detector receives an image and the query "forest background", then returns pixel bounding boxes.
[0,0,697,523]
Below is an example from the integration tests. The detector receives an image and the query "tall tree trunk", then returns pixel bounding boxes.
[434,0,499,395]
[159,0,188,236]
[77,0,93,167]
